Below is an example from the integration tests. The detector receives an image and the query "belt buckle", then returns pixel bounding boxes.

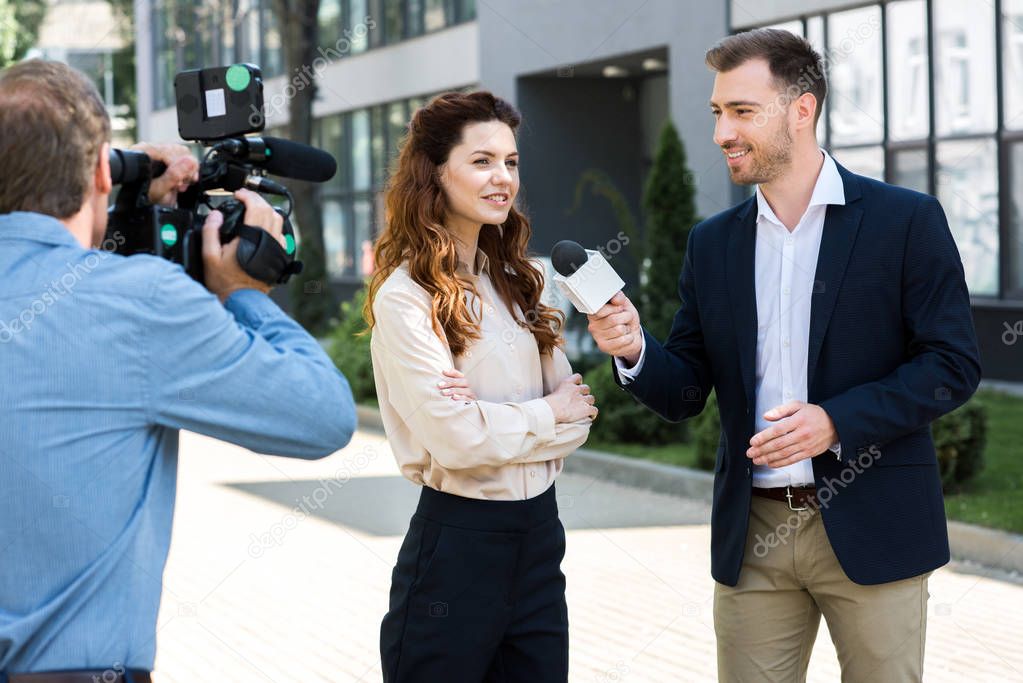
[785,485,809,512]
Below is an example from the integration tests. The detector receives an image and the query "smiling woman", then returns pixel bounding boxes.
[364,91,596,683]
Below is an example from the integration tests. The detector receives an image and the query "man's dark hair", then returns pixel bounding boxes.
[705,28,828,126]
[0,59,111,218]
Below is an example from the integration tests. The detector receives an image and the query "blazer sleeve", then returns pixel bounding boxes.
[612,228,714,422]
[819,195,982,452]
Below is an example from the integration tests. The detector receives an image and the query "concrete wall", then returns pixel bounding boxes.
[477,0,733,223]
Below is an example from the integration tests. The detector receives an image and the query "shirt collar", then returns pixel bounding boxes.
[456,247,490,277]
[0,211,83,248]
[755,149,846,226]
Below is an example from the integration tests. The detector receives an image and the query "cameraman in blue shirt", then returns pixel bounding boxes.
[0,60,357,681]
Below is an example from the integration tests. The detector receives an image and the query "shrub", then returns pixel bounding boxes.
[689,390,720,471]
[583,361,687,445]
[640,121,700,342]
[326,285,377,404]
[933,399,988,491]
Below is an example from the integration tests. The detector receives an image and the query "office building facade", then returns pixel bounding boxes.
[135,0,1023,380]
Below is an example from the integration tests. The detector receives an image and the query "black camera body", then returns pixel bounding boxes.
[106,64,331,286]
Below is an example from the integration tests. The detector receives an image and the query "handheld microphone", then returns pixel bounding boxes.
[550,240,625,314]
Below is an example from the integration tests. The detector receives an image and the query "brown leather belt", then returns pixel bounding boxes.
[8,671,152,683]
[752,485,818,511]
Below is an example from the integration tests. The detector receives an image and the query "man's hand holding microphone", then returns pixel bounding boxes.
[586,291,643,368]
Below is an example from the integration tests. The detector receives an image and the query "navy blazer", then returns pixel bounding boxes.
[614,164,982,586]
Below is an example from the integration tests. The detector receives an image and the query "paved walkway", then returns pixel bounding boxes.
[152,429,1023,682]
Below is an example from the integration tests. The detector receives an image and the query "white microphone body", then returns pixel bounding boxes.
[553,250,625,314]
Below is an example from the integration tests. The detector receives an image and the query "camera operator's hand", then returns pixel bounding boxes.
[202,189,286,303]
[129,142,199,206]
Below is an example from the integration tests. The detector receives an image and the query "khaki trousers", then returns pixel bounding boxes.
[714,495,930,682]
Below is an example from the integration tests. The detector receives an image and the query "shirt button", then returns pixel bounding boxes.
[530,470,536,478]
[785,391,793,398]
[783,339,790,347]
[783,287,791,295]
[746,466,752,477]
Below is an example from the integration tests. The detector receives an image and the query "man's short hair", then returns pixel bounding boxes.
[705,28,828,126]
[0,59,112,218]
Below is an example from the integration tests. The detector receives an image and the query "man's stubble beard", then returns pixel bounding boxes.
[729,120,793,186]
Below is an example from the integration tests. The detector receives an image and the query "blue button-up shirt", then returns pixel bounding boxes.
[0,212,356,673]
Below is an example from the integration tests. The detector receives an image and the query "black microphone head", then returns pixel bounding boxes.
[261,137,337,183]
[551,240,589,276]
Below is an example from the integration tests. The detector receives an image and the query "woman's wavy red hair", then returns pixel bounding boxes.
[364,91,564,357]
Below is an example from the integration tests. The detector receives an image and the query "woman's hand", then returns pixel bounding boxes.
[438,369,477,402]
[543,373,598,423]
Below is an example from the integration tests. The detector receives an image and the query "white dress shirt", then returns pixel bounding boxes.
[617,150,844,488]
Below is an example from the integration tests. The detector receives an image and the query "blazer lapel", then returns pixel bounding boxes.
[727,197,758,408]
[807,166,864,392]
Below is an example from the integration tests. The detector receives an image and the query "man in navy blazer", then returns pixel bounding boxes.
[586,29,980,682]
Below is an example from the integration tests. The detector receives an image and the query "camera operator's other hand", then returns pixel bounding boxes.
[129,142,199,206]
[202,189,285,303]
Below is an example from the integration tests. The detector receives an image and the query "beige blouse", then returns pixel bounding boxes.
[370,248,591,500]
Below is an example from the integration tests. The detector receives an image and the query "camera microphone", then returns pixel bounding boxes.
[218,136,337,183]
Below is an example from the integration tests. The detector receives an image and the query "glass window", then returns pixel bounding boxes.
[828,6,884,145]
[388,101,408,163]
[832,146,884,181]
[934,0,996,135]
[766,20,803,36]
[892,148,930,194]
[370,105,388,186]
[424,0,446,32]
[384,0,405,43]
[319,0,342,43]
[405,0,424,35]
[457,0,475,22]
[323,200,349,279]
[351,109,372,191]
[353,199,373,277]
[887,1,929,141]
[1005,0,1023,129]
[237,0,261,65]
[936,139,999,295]
[348,0,370,53]
[261,1,283,77]
[320,114,347,192]
[806,16,827,143]
[1010,142,1023,295]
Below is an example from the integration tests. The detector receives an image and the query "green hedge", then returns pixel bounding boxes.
[326,286,377,404]
[582,361,687,445]
[689,391,720,471]
[933,400,988,491]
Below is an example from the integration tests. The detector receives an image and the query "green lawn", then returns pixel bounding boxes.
[944,389,1023,534]
[590,389,1023,534]
[587,440,699,469]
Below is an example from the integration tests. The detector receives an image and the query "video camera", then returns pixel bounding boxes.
[106,64,337,285]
